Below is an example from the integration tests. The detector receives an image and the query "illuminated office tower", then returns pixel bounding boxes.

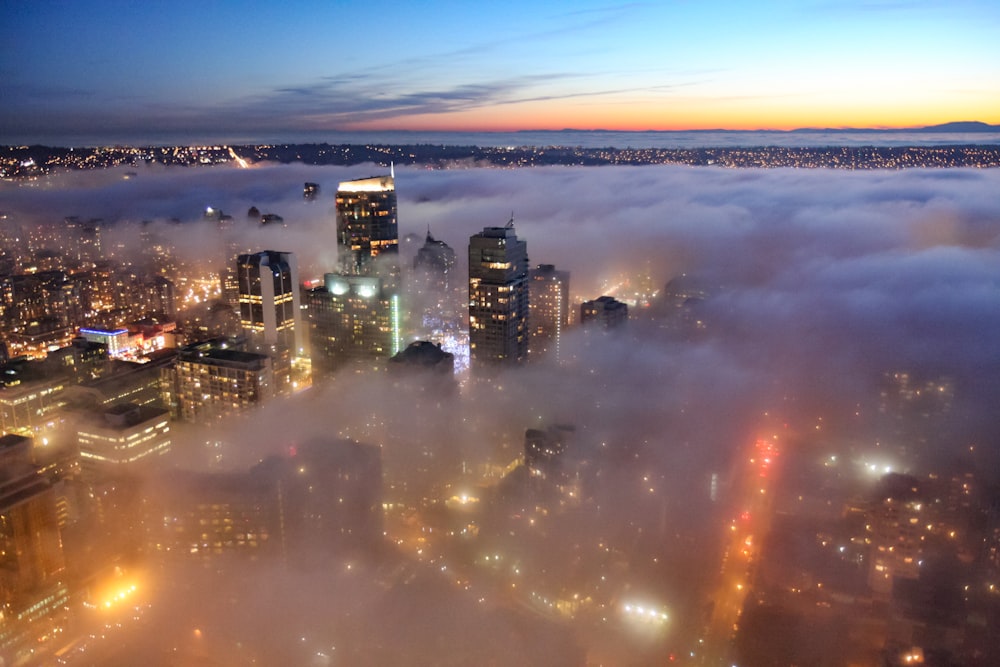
[237,251,302,392]
[305,274,401,375]
[335,174,398,281]
[528,264,570,360]
[468,222,529,369]
[0,434,67,649]
[237,251,302,352]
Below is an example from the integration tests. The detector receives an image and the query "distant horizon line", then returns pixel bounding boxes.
[5,121,1000,151]
[505,121,1000,134]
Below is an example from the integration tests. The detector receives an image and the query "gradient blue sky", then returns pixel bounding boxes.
[2,0,999,143]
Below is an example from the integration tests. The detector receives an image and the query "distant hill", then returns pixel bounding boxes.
[915,121,1000,132]
[785,121,1000,134]
[525,122,1000,134]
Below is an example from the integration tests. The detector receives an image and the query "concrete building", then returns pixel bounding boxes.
[0,434,68,657]
[414,229,456,292]
[77,402,171,470]
[164,341,272,423]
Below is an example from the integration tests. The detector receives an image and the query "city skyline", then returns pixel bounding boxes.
[3,1,999,144]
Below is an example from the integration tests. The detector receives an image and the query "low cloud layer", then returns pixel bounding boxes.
[4,162,999,662]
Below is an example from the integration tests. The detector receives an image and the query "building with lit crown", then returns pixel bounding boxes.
[306,274,401,375]
[335,174,398,282]
[468,222,529,369]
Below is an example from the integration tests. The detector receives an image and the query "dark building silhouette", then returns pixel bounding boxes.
[414,228,456,292]
[581,295,628,329]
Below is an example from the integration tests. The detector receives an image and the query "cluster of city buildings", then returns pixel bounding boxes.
[0,171,643,663]
[2,172,998,665]
[5,142,1000,179]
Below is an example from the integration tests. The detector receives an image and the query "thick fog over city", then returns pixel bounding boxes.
[2,162,1000,666]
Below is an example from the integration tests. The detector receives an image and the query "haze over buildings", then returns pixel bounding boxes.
[1,156,1000,664]
[2,0,1000,655]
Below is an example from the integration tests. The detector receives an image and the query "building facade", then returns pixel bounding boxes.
[468,223,529,369]
[237,251,302,393]
[528,264,570,361]
[236,251,302,354]
[164,342,273,423]
[305,274,401,375]
[335,175,398,281]
[77,402,171,470]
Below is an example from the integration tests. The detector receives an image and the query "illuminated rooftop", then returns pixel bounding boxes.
[337,175,394,192]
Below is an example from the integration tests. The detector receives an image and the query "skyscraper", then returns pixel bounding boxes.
[528,264,570,361]
[236,251,302,353]
[0,434,67,643]
[335,174,398,281]
[468,221,529,369]
[237,251,302,391]
[305,274,402,375]
[414,228,456,292]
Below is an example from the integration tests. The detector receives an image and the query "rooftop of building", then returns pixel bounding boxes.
[179,345,269,368]
[83,402,169,430]
[337,174,394,192]
[389,341,454,368]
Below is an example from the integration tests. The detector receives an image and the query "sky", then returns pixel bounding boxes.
[2,0,999,143]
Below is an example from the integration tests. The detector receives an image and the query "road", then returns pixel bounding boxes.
[700,435,780,666]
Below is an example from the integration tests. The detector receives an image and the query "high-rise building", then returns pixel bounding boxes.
[0,434,68,653]
[468,222,529,369]
[164,340,273,423]
[867,473,926,596]
[305,274,401,375]
[237,251,302,392]
[414,228,456,292]
[335,174,398,280]
[236,251,302,353]
[528,264,570,361]
[581,296,628,329]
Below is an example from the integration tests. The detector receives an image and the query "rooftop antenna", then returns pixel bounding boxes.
[390,161,395,179]
[506,211,515,228]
